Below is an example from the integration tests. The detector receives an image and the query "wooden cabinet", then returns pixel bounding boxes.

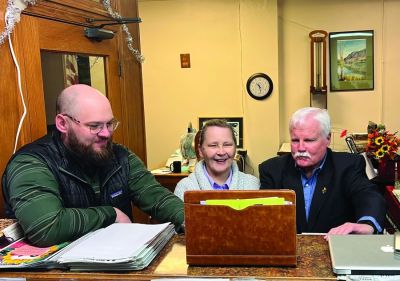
[154,173,189,192]
[131,173,188,224]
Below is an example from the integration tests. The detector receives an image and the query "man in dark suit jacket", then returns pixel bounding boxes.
[259,107,386,236]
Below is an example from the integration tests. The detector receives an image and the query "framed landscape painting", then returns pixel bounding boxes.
[329,30,374,91]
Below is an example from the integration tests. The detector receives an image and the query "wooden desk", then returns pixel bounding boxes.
[0,235,336,280]
[154,172,189,192]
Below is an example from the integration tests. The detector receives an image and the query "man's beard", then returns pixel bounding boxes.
[67,130,114,167]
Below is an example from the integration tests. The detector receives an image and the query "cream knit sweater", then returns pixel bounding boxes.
[174,160,260,201]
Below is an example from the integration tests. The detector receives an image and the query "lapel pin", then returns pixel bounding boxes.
[322,187,327,194]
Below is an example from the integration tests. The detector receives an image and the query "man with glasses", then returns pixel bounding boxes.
[2,84,184,246]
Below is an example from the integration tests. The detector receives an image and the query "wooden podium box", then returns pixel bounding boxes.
[184,190,297,266]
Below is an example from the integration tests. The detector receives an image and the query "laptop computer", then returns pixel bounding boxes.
[184,190,297,266]
[329,234,400,275]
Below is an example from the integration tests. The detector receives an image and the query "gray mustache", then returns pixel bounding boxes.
[294,152,311,158]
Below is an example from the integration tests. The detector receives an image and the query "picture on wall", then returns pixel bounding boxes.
[199,117,243,148]
[329,30,374,91]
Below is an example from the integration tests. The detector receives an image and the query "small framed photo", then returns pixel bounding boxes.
[198,117,244,148]
[329,30,374,91]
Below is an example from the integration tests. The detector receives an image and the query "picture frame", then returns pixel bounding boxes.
[198,117,244,148]
[329,30,374,91]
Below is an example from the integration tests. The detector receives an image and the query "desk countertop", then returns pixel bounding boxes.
[0,234,336,280]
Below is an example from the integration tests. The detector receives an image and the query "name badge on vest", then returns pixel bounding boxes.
[111,190,123,198]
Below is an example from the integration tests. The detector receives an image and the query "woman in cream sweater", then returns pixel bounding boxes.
[174,119,260,201]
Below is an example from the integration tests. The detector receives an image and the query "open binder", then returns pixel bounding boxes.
[184,190,297,266]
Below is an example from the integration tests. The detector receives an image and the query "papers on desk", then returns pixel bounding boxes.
[338,275,400,280]
[57,223,175,271]
[360,152,378,180]
[151,168,172,174]
[0,238,68,269]
[1,222,24,244]
[0,222,174,271]
[0,222,24,251]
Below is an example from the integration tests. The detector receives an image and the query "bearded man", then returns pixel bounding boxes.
[2,84,184,246]
[259,107,386,238]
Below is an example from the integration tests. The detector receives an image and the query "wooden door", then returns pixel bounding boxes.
[0,0,146,218]
[15,15,124,145]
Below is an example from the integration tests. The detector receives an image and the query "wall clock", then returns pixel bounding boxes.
[246,73,273,100]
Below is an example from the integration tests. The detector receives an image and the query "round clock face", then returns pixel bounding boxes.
[246,73,273,100]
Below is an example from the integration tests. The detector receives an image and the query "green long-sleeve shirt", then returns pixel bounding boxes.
[5,152,184,246]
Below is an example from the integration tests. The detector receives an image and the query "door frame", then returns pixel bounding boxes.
[14,13,126,146]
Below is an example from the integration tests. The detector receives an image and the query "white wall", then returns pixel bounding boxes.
[279,0,400,142]
[381,0,400,131]
[139,0,400,173]
[139,0,279,172]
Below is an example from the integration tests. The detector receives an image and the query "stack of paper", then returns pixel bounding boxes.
[0,222,174,271]
[54,222,175,271]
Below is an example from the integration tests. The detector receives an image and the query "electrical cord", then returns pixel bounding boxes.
[6,9,27,154]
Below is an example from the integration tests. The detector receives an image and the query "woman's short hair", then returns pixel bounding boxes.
[199,119,237,146]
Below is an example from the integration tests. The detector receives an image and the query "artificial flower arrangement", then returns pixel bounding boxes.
[365,124,400,162]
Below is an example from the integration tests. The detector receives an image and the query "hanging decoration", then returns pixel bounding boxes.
[102,0,144,63]
[0,0,144,63]
[0,0,35,46]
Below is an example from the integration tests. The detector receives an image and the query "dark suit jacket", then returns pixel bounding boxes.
[259,149,386,233]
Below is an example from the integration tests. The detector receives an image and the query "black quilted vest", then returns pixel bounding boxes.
[2,132,132,219]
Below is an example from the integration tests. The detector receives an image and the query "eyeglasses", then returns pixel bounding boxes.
[62,114,120,134]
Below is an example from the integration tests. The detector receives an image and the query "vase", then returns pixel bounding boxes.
[378,159,400,182]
